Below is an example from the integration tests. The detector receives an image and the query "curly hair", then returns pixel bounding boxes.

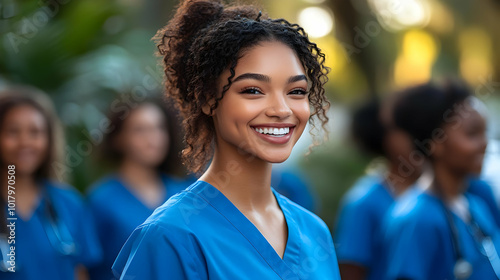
[154,0,330,174]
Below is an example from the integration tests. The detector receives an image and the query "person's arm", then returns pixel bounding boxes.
[75,265,89,280]
[339,263,367,280]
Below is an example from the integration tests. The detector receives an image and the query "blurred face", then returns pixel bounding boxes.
[435,104,487,176]
[211,40,310,163]
[0,105,49,176]
[118,104,169,167]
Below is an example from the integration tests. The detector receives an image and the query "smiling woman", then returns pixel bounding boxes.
[111,1,339,279]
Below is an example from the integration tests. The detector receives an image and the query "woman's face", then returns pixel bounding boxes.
[0,105,49,176]
[212,40,310,163]
[118,104,169,167]
[435,103,487,176]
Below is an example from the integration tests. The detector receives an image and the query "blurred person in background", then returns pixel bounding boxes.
[86,96,193,280]
[0,87,102,280]
[334,98,427,280]
[271,166,319,213]
[383,80,500,280]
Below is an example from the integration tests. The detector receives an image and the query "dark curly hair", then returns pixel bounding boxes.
[154,0,330,174]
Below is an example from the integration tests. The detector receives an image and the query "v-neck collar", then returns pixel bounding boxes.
[188,180,302,279]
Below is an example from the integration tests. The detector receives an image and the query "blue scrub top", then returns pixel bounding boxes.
[383,189,500,280]
[467,177,500,228]
[0,180,102,280]
[87,173,191,280]
[112,180,340,280]
[334,175,394,280]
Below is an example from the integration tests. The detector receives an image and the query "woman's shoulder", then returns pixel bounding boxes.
[43,180,92,216]
[44,180,84,203]
[342,175,390,206]
[86,174,123,198]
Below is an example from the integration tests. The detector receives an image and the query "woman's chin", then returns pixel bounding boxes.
[258,152,292,164]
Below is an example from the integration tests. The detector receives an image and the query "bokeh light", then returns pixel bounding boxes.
[297,6,334,38]
[369,0,431,32]
[459,27,493,86]
[394,29,438,86]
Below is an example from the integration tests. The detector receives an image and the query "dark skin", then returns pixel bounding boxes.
[431,104,487,200]
[339,263,367,280]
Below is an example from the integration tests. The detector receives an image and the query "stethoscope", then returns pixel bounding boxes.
[438,195,500,280]
[0,187,77,272]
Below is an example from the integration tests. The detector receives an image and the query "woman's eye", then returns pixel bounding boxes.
[289,89,308,95]
[240,88,263,95]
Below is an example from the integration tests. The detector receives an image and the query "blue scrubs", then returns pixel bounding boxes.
[467,177,500,227]
[0,181,102,279]
[334,175,394,279]
[87,173,191,280]
[112,180,340,279]
[383,189,500,280]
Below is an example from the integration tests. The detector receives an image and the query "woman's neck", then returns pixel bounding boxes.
[387,161,422,196]
[200,144,275,212]
[431,162,466,200]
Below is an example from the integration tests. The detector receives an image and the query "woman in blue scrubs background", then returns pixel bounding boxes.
[112,0,340,279]
[383,80,500,280]
[87,97,193,280]
[334,99,427,280]
[0,87,102,279]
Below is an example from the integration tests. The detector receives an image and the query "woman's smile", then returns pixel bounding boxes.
[251,124,296,145]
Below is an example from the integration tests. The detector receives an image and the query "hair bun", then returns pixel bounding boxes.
[157,0,223,54]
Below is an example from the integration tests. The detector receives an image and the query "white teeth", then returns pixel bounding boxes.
[253,126,292,136]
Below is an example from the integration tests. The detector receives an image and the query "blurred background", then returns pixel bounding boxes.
[1,0,499,229]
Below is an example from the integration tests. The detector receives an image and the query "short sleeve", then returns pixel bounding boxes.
[334,200,375,266]
[112,223,207,280]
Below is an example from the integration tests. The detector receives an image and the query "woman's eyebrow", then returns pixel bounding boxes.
[287,74,307,84]
[233,73,307,84]
[233,73,270,83]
